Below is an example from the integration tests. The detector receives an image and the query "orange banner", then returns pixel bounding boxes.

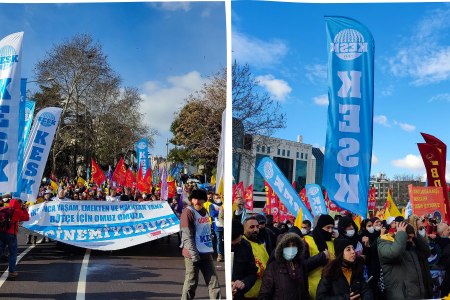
[409,184,447,223]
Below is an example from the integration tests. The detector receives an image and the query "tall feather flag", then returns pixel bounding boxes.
[215,110,226,196]
[137,163,148,193]
[160,166,168,200]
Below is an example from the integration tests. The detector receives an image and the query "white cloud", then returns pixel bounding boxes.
[388,8,450,85]
[429,93,450,102]
[374,115,390,127]
[305,64,327,84]
[140,71,207,132]
[381,85,394,97]
[372,154,380,165]
[255,75,292,101]
[150,2,191,12]
[391,154,425,173]
[232,30,288,68]
[201,7,211,17]
[313,94,329,106]
[399,123,416,132]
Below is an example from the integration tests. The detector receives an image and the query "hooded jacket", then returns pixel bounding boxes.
[5,199,30,235]
[258,233,310,300]
[377,231,431,300]
[337,217,363,255]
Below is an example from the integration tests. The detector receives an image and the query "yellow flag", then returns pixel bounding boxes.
[218,177,224,197]
[211,175,216,185]
[402,207,406,217]
[386,190,402,217]
[78,177,86,187]
[294,207,303,229]
[50,179,58,195]
[354,215,362,230]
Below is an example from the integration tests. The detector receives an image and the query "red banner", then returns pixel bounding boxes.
[418,143,449,221]
[144,167,152,191]
[299,187,312,211]
[50,171,57,181]
[244,185,253,210]
[137,163,148,193]
[168,181,176,198]
[421,132,446,173]
[111,158,127,186]
[125,169,136,188]
[265,181,279,221]
[368,188,376,210]
[91,159,107,187]
[409,184,447,223]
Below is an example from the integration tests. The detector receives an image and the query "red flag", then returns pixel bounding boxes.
[237,182,244,197]
[144,168,152,190]
[50,171,57,181]
[299,188,312,211]
[244,185,253,210]
[125,169,136,188]
[91,159,107,187]
[168,181,176,198]
[421,132,446,173]
[265,181,278,221]
[137,163,148,193]
[111,158,127,186]
[368,188,376,210]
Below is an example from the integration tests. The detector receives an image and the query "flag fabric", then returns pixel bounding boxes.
[0,32,24,193]
[421,132,446,172]
[244,185,253,210]
[353,215,362,230]
[86,168,90,180]
[368,188,376,210]
[19,107,62,202]
[144,167,153,191]
[125,169,136,188]
[111,158,127,186]
[386,190,402,218]
[50,172,56,181]
[106,166,113,181]
[322,17,375,217]
[77,177,86,188]
[137,163,148,193]
[136,139,149,177]
[50,180,58,195]
[305,184,328,216]
[299,188,312,211]
[168,181,176,198]
[215,110,226,193]
[160,166,168,200]
[294,207,303,229]
[91,159,107,187]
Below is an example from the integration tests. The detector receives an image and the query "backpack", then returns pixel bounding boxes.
[0,207,15,233]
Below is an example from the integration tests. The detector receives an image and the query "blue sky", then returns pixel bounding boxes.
[232,1,450,181]
[0,2,226,157]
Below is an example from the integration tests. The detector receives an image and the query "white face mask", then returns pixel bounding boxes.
[368,227,374,234]
[215,199,222,204]
[345,229,355,238]
[301,229,308,235]
[419,229,426,237]
[334,220,339,228]
[375,226,381,231]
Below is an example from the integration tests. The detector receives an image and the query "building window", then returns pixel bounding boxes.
[262,146,265,153]
[305,154,308,159]
[287,150,290,157]
[267,147,270,154]
[295,160,308,193]
[253,154,269,192]
[301,153,304,159]
[296,152,299,158]
[256,145,260,152]
[278,149,280,155]
[282,150,285,156]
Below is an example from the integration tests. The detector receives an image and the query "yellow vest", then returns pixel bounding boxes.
[243,236,269,298]
[303,235,335,300]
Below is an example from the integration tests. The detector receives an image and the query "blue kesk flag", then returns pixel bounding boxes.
[256,157,313,222]
[136,139,149,177]
[305,184,328,216]
[322,17,375,217]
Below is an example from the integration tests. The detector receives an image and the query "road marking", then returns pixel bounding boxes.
[76,248,91,300]
[0,238,43,289]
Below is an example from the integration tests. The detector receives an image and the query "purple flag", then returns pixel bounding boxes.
[160,166,168,200]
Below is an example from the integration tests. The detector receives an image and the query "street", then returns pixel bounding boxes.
[0,228,226,300]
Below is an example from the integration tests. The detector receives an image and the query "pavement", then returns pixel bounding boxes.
[0,228,226,300]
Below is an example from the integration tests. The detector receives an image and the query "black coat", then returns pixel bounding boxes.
[259,227,277,257]
[232,238,258,300]
[267,224,282,237]
[316,269,373,300]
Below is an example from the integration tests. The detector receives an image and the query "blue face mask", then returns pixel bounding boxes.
[283,247,298,261]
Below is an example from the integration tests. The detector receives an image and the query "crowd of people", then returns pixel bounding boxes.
[232,194,450,300]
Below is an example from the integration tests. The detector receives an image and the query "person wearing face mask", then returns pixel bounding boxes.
[407,214,433,299]
[337,217,364,256]
[378,222,431,300]
[316,239,373,300]
[301,220,312,237]
[301,214,336,300]
[359,220,378,245]
[243,216,270,299]
[255,214,277,258]
[258,233,309,300]
[231,219,258,300]
[370,217,382,238]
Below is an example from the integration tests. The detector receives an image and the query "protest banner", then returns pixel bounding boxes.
[0,32,24,193]
[265,181,279,220]
[322,17,375,217]
[244,184,253,210]
[23,200,180,251]
[408,184,446,223]
[257,157,313,222]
